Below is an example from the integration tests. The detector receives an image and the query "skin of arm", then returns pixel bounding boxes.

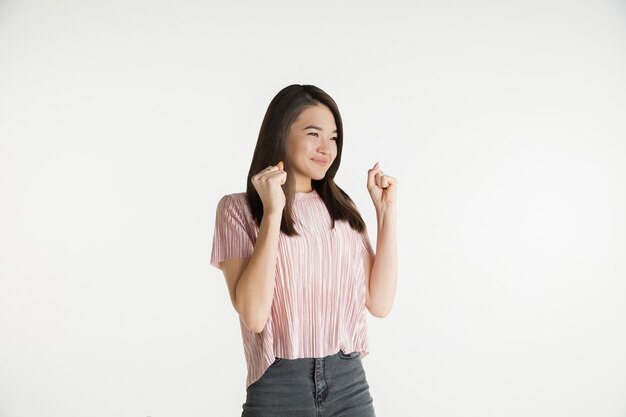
[365,204,398,318]
[220,211,282,333]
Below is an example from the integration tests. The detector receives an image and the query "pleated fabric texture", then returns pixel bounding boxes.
[210,189,375,390]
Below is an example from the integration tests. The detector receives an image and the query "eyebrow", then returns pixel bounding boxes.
[303,125,337,134]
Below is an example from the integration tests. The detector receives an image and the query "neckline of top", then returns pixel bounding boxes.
[294,189,320,201]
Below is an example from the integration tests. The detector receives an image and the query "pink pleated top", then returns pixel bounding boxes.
[209,189,375,389]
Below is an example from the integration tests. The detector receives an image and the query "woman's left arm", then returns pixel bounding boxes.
[365,162,398,318]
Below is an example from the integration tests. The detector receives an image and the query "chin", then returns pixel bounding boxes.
[310,168,329,180]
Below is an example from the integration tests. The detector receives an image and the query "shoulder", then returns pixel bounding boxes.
[217,192,252,217]
[345,196,359,210]
[218,192,247,205]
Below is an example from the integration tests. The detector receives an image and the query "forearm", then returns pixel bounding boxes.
[369,205,398,317]
[235,212,282,333]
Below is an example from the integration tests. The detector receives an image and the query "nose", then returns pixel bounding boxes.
[318,142,331,155]
[316,150,331,161]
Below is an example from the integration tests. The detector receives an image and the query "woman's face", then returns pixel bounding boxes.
[285,104,338,190]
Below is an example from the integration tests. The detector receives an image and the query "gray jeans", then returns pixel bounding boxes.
[242,350,377,417]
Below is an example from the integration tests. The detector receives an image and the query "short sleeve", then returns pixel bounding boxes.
[346,197,375,259]
[361,228,375,259]
[210,194,255,271]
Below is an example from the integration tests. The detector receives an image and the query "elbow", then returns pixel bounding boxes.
[367,304,391,318]
[240,312,269,333]
[247,321,266,334]
[235,296,270,333]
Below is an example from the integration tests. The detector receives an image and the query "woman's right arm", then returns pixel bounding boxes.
[220,160,286,333]
[220,210,282,333]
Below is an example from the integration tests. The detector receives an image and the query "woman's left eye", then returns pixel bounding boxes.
[308,132,337,141]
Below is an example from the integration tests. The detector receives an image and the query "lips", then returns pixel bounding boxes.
[311,158,329,165]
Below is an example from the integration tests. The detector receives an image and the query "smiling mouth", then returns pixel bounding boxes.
[311,158,329,165]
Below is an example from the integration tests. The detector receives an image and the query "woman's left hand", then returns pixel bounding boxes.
[367,162,397,211]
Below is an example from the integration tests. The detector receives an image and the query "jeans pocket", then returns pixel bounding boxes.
[338,350,360,360]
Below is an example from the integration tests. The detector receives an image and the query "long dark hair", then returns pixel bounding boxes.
[245,84,368,237]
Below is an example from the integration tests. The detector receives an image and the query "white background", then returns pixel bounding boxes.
[1,1,625,416]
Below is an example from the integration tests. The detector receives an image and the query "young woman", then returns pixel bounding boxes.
[210,84,398,417]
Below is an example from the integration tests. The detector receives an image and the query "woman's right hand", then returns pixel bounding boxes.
[251,161,287,216]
